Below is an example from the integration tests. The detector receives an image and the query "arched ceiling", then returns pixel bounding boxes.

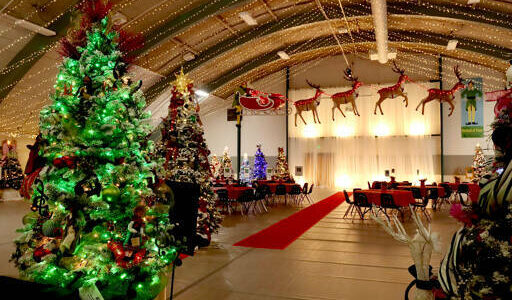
[0,0,512,135]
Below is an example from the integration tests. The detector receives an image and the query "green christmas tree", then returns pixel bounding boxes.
[472,143,487,181]
[11,2,178,299]
[160,69,222,242]
[221,147,233,178]
[274,147,290,180]
[0,139,24,189]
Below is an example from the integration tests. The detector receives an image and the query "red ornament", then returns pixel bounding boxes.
[108,241,146,269]
[53,155,76,169]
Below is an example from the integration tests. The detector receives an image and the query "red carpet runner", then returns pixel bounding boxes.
[233,192,346,250]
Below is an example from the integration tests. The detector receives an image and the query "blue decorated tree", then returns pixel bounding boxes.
[252,144,267,180]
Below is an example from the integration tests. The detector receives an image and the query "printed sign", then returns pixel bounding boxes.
[460,77,484,138]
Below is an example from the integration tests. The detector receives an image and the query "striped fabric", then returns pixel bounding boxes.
[438,161,512,296]
[478,161,512,216]
[438,228,466,296]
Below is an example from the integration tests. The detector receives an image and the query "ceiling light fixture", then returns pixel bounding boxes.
[467,0,480,4]
[195,89,209,98]
[446,39,458,50]
[239,12,257,26]
[112,12,128,26]
[369,49,396,60]
[183,52,195,61]
[277,51,290,60]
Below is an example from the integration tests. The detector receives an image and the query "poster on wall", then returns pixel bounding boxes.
[460,77,484,138]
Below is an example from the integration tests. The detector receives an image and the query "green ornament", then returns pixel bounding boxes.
[102,185,121,202]
[22,212,38,225]
[189,115,196,122]
[42,219,61,237]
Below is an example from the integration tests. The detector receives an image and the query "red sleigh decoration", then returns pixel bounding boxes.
[485,88,512,117]
[238,85,286,111]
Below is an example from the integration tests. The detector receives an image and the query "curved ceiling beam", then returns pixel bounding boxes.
[206,40,507,98]
[0,0,253,103]
[144,14,511,102]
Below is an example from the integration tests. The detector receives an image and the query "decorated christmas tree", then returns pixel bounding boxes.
[11,2,178,299]
[0,139,24,189]
[221,146,233,178]
[239,153,252,183]
[472,143,487,181]
[274,147,290,180]
[210,154,221,179]
[160,68,222,242]
[252,144,267,180]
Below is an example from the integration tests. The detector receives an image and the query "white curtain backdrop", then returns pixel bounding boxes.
[288,82,441,189]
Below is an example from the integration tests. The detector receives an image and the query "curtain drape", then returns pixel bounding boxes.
[288,82,441,189]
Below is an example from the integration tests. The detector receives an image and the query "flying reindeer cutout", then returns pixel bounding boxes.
[294,80,324,126]
[374,62,409,115]
[416,66,465,117]
[330,68,363,120]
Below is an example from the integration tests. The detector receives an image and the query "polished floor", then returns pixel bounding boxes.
[0,188,459,299]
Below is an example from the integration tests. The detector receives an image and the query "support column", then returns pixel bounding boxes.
[285,67,290,162]
[237,119,241,180]
[439,55,444,182]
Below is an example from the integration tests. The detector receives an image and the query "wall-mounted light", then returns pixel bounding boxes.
[183,52,196,61]
[277,51,290,60]
[335,174,352,189]
[336,125,355,137]
[239,12,258,26]
[446,39,458,50]
[409,121,426,136]
[303,124,319,138]
[195,89,209,98]
[374,122,390,137]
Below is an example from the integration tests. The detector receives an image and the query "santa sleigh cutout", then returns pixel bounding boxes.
[238,86,287,111]
[485,89,512,116]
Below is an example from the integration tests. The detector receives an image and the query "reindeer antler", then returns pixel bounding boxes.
[306,79,321,90]
[392,61,405,75]
[454,65,463,82]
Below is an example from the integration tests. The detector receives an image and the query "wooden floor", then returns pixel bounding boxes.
[0,188,460,299]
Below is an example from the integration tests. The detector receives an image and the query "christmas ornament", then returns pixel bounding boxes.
[42,219,62,237]
[330,68,363,120]
[172,67,193,95]
[294,80,324,126]
[374,61,409,115]
[101,184,120,202]
[237,82,286,111]
[416,66,465,117]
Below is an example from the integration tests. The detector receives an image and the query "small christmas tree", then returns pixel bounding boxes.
[221,147,233,178]
[472,143,487,181]
[275,147,290,180]
[239,153,252,183]
[0,139,23,189]
[160,68,222,242]
[11,2,177,299]
[252,144,267,180]
[210,154,221,178]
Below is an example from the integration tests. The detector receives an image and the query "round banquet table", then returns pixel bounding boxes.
[396,185,446,198]
[354,189,415,207]
[444,182,480,203]
[261,182,301,193]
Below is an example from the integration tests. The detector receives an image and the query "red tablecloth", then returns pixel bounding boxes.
[354,189,415,207]
[261,183,300,193]
[396,185,446,198]
[213,186,253,199]
[444,182,480,203]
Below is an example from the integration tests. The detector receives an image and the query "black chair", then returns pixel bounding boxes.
[353,192,373,220]
[372,181,382,189]
[237,189,255,215]
[213,183,224,187]
[304,184,314,204]
[411,192,431,222]
[389,182,399,189]
[411,187,424,202]
[457,184,470,206]
[378,193,403,221]
[438,183,453,209]
[298,182,309,205]
[216,189,233,215]
[343,190,355,219]
[428,188,440,211]
[288,184,302,205]
[253,186,268,213]
[274,184,287,205]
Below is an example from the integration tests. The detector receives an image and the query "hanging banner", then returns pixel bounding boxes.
[460,77,484,138]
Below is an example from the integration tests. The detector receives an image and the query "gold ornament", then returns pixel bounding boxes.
[173,67,193,95]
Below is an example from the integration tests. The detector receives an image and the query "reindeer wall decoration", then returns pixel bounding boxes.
[374,62,409,115]
[330,68,363,120]
[294,80,324,126]
[416,66,465,117]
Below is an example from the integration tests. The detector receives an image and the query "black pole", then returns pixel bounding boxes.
[439,55,444,182]
[237,122,241,180]
[285,67,290,162]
